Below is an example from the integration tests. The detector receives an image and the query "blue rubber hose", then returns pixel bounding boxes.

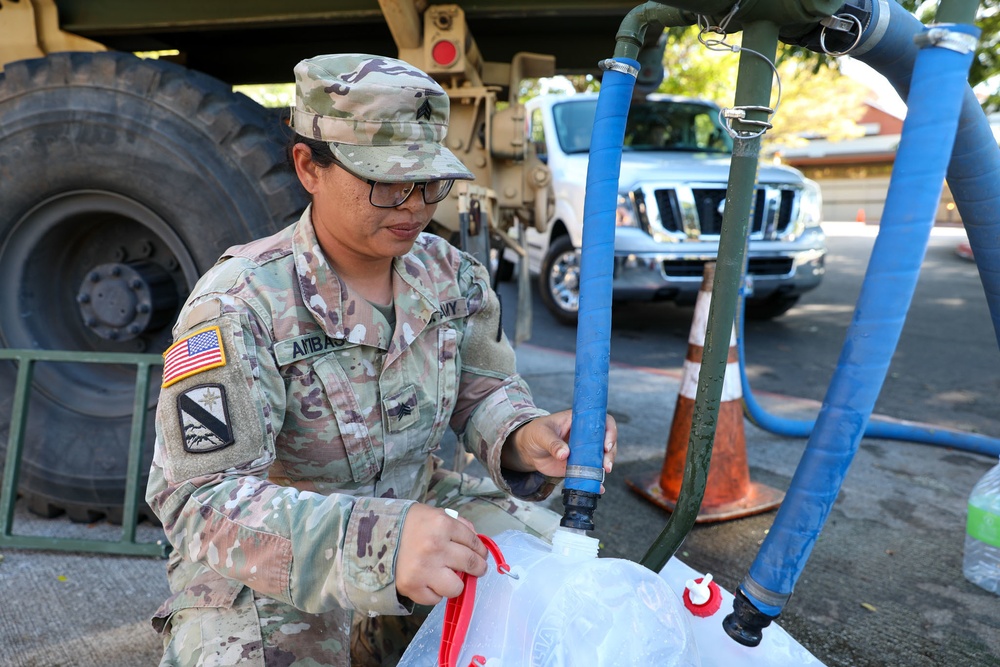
[947,95,1000,355]
[736,1,999,462]
[738,311,1000,457]
[856,0,1000,352]
[560,58,639,531]
[736,21,980,623]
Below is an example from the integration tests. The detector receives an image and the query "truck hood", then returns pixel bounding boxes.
[559,151,805,188]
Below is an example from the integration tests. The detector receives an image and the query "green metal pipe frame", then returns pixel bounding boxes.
[641,18,781,572]
[725,0,842,28]
[614,3,698,60]
[0,348,169,557]
[936,0,979,25]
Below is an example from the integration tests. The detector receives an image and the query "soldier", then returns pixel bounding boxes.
[145,53,618,666]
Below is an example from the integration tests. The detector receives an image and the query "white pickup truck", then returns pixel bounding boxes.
[508,92,827,324]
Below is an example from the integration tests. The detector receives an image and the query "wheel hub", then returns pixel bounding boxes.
[550,251,581,311]
[76,261,177,341]
[563,267,580,291]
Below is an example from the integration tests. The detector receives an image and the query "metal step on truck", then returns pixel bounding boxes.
[0,0,658,525]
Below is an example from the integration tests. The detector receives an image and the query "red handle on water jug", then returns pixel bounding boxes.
[437,534,509,667]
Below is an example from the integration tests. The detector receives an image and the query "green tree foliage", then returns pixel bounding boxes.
[656,26,871,147]
[967,8,1000,109]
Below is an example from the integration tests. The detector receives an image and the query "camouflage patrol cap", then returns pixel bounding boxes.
[291,53,474,183]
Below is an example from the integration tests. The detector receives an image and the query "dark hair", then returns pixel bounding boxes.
[288,133,337,169]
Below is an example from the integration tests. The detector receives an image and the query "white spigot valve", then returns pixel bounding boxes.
[683,573,723,617]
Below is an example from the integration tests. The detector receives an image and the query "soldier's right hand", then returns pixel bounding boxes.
[395,503,489,605]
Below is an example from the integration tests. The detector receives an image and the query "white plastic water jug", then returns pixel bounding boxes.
[398,528,701,667]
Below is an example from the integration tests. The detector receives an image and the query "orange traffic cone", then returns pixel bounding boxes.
[626,263,784,522]
[856,208,866,223]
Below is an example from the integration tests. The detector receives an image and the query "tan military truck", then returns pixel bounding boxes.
[0,0,649,521]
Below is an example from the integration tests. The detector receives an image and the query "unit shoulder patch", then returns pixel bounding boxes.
[177,383,234,453]
[162,326,227,388]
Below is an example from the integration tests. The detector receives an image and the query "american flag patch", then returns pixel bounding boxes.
[161,326,227,388]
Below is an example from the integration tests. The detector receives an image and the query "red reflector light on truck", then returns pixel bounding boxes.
[432,40,459,67]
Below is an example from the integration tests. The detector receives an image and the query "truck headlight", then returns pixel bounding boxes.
[799,178,823,228]
[616,193,639,228]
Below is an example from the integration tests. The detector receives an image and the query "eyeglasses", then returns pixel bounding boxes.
[364,178,455,209]
[325,156,456,208]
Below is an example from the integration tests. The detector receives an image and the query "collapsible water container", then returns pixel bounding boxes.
[398,529,701,667]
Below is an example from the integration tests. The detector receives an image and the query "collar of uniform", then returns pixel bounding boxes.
[291,206,441,353]
[392,249,440,320]
[385,247,442,365]
[292,205,348,341]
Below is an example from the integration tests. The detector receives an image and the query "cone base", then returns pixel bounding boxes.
[625,469,784,523]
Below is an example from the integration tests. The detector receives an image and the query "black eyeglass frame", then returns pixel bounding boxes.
[363,178,456,209]
[322,155,457,209]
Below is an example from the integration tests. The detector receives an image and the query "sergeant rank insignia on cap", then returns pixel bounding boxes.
[177,384,234,453]
[415,98,433,121]
[162,326,227,388]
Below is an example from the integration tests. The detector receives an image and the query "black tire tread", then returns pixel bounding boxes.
[3,52,304,230]
[0,51,307,522]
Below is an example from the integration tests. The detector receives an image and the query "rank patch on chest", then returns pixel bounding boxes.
[177,384,234,453]
[162,326,227,388]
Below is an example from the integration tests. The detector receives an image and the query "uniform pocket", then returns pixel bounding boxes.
[156,585,265,666]
[306,354,380,483]
[383,384,420,433]
[151,569,245,635]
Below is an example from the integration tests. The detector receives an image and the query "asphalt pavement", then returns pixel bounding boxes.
[1,331,998,666]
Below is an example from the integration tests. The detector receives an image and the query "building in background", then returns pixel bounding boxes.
[775,96,1000,225]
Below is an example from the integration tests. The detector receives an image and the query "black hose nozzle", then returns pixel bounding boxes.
[560,489,599,532]
[722,589,779,647]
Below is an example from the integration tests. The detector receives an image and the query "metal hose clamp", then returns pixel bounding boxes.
[741,574,792,610]
[914,25,979,54]
[598,59,639,78]
[565,464,606,483]
[719,105,774,141]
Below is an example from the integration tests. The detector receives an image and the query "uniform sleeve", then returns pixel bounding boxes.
[449,261,556,501]
[145,294,413,616]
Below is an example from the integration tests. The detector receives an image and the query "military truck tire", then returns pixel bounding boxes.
[0,52,307,522]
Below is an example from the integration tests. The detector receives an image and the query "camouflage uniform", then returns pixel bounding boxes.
[145,53,562,667]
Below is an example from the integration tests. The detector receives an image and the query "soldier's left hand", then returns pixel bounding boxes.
[501,409,618,493]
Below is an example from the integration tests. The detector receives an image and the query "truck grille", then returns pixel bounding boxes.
[662,257,794,278]
[654,186,797,237]
[691,188,728,234]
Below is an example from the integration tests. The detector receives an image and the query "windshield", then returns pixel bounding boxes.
[551,98,733,155]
